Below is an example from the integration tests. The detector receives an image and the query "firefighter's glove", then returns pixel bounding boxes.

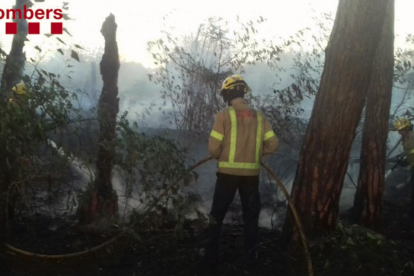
[397,154,409,167]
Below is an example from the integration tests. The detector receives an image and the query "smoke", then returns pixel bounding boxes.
[25,46,413,229]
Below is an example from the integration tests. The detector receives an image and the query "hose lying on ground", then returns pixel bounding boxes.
[5,235,120,259]
[143,156,213,214]
[260,162,313,276]
[4,156,313,276]
[3,156,213,260]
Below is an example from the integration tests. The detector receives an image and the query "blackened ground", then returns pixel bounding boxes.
[1,199,414,276]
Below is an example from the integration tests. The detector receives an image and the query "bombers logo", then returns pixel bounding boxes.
[0,5,63,35]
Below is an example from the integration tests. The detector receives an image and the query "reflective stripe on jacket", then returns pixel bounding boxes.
[208,98,278,176]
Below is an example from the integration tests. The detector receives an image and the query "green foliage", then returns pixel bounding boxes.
[116,114,201,230]
[309,222,408,276]
[0,66,94,216]
[2,75,78,159]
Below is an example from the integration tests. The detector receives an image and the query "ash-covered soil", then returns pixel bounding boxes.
[1,196,414,276]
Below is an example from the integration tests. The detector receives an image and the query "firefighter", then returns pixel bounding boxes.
[9,81,29,106]
[5,81,32,219]
[7,81,32,150]
[205,74,278,269]
[394,117,414,220]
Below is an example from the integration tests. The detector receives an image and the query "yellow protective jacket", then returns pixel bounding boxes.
[208,98,278,176]
[402,131,414,167]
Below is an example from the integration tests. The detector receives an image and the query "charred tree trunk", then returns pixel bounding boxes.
[0,0,28,243]
[352,0,394,230]
[282,0,391,244]
[78,14,119,230]
[0,0,27,94]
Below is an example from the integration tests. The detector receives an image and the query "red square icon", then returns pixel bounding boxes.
[6,22,17,35]
[28,22,40,35]
[51,22,63,34]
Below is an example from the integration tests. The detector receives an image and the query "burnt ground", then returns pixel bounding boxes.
[1,197,414,276]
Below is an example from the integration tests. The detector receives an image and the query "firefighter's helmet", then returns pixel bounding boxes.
[12,82,28,95]
[220,74,250,96]
[394,118,412,131]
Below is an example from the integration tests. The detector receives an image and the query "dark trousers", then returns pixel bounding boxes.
[205,172,261,264]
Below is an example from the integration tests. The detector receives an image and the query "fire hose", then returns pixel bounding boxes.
[3,156,313,276]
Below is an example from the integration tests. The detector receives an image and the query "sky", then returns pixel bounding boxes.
[0,0,412,69]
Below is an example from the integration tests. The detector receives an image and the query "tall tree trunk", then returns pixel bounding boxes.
[352,0,394,230]
[78,14,119,230]
[0,0,28,244]
[283,0,390,244]
[0,0,27,94]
